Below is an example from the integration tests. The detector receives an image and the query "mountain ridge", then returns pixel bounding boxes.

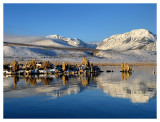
[97,29,156,51]
[3,29,157,63]
[30,34,89,48]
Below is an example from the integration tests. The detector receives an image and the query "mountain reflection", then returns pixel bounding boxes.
[4,69,156,103]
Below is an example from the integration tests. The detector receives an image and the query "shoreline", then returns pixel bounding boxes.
[3,60,157,66]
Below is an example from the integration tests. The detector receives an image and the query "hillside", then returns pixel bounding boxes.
[3,45,156,63]
[3,45,92,62]
[3,29,157,63]
[28,35,98,48]
[97,29,156,51]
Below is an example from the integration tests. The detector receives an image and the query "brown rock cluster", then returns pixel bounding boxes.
[121,63,132,72]
[28,59,37,69]
[41,61,52,69]
[62,62,68,71]
[82,56,90,67]
[5,57,101,76]
[12,60,19,72]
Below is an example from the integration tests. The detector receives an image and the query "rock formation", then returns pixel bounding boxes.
[121,63,132,72]
[12,60,19,72]
[82,56,90,67]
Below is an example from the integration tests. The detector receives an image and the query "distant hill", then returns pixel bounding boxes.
[3,29,157,63]
[29,35,97,49]
[97,29,156,51]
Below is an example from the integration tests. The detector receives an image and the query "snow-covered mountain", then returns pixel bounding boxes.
[97,29,156,51]
[3,29,157,63]
[143,41,156,51]
[30,35,88,48]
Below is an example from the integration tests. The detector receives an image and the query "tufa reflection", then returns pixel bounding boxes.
[13,75,19,88]
[121,72,132,80]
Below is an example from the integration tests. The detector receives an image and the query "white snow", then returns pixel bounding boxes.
[3,29,157,63]
[29,35,88,48]
[3,45,92,62]
[143,41,156,51]
[94,49,156,63]
[3,45,156,63]
[31,39,72,48]
[97,29,156,51]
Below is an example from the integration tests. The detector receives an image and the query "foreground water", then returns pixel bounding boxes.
[3,66,156,118]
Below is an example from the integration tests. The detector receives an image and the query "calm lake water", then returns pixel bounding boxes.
[3,66,157,118]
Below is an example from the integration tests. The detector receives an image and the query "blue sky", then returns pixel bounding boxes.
[4,4,157,43]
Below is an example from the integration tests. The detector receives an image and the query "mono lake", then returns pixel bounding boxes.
[3,66,157,118]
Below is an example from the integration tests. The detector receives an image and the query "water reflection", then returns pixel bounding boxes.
[13,76,19,88]
[121,72,132,80]
[97,67,156,103]
[4,67,156,103]
[62,75,68,85]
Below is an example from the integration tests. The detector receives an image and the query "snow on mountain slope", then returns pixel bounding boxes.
[3,29,157,63]
[3,46,57,57]
[3,45,156,63]
[31,39,72,48]
[143,41,156,51]
[97,29,156,51]
[30,35,88,48]
[3,46,91,61]
[46,35,87,47]
[94,49,156,62]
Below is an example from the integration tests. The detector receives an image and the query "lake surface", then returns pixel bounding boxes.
[3,66,157,118]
